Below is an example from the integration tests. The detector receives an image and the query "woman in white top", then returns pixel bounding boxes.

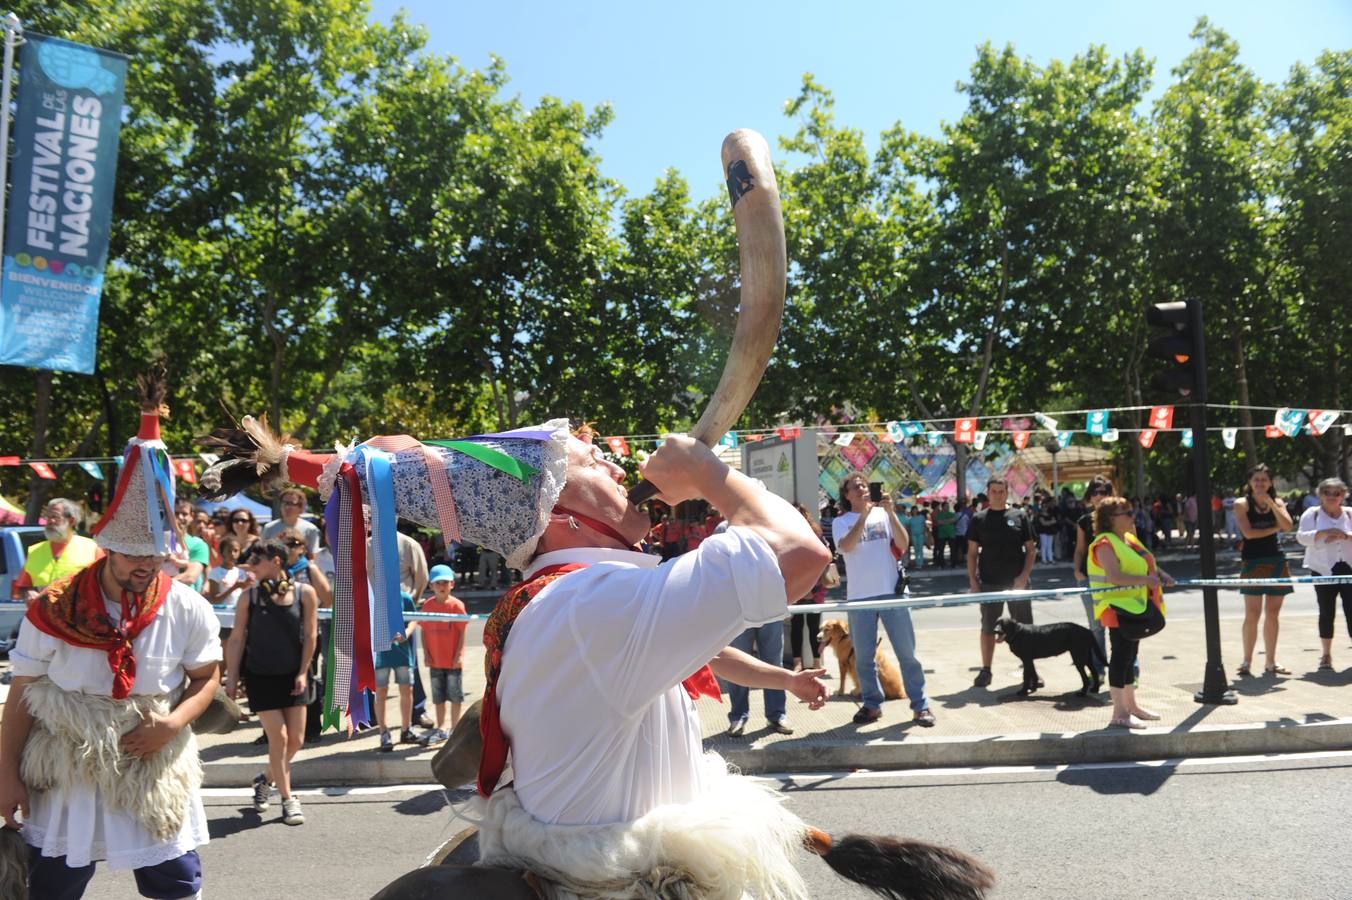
[1296,477,1352,671]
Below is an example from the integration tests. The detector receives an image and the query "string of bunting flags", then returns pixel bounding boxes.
[0,404,1346,475]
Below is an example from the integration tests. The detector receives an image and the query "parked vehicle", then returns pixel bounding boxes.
[0,526,45,650]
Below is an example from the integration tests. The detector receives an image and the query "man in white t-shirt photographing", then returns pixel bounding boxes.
[831,475,935,727]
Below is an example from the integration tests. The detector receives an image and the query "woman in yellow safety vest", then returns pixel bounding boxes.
[1087,495,1177,729]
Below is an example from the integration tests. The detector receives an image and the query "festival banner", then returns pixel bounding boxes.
[899,421,925,438]
[1138,429,1158,449]
[1264,424,1282,439]
[885,421,906,443]
[198,451,220,466]
[1101,429,1119,443]
[1056,431,1072,449]
[0,456,19,465]
[1085,410,1110,435]
[1345,424,1352,438]
[0,34,129,374]
[28,462,56,479]
[78,461,102,479]
[1148,406,1174,430]
[954,418,977,443]
[972,431,988,450]
[1222,428,1237,449]
[605,436,630,456]
[1012,431,1030,450]
[1033,412,1058,432]
[1181,429,1194,448]
[173,458,197,483]
[719,431,739,449]
[775,426,800,441]
[833,431,854,446]
[925,432,943,447]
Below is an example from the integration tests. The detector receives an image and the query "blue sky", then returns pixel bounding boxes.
[367,0,1350,200]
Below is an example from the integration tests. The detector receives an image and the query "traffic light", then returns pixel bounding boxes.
[1146,300,1200,397]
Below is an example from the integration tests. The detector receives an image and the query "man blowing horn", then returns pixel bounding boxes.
[0,370,222,900]
[198,417,995,899]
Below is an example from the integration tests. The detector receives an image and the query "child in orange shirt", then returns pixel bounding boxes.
[418,565,468,741]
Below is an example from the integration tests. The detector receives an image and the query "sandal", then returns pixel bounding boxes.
[1319,655,1333,671]
[1109,716,1146,730]
[1235,661,1252,677]
[1264,664,1292,676]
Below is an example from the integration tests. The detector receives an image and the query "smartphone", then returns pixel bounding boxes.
[868,482,884,503]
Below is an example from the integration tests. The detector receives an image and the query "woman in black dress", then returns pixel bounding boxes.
[224,538,319,826]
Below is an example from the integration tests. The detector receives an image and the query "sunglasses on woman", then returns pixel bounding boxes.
[232,518,250,525]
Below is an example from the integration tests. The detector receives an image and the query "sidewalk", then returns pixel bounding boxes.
[193,609,1352,788]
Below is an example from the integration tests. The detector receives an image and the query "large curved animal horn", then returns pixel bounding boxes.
[629,129,786,502]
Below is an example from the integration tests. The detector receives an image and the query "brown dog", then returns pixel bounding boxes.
[818,619,906,700]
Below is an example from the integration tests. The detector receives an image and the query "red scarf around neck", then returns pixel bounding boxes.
[477,561,721,797]
[26,557,170,699]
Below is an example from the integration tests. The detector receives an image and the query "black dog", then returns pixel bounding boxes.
[993,617,1107,696]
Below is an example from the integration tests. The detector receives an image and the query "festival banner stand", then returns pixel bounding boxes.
[0,25,128,373]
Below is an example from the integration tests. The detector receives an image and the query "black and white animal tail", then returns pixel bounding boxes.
[812,830,995,900]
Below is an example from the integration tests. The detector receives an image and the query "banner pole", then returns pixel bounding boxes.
[0,13,22,248]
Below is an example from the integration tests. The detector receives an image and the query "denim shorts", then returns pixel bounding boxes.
[374,665,412,688]
[428,667,464,704]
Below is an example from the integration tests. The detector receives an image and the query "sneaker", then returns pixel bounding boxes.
[417,714,435,729]
[726,717,748,736]
[400,727,427,746]
[768,718,794,735]
[281,796,304,826]
[423,728,449,745]
[379,729,394,752]
[912,708,936,728]
[252,773,272,812]
[973,667,993,688]
[852,707,882,725]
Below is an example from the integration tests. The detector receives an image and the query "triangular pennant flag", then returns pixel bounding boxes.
[900,421,926,438]
[719,431,739,449]
[1222,428,1237,449]
[833,432,854,446]
[1012,431,1030,450]
[1345,424,1352,438]
[1264,424,1282,439]
[79,461,104,480]
[926,432,943,447]
[1139,429,1158,449]
[28,462,56,480]
[1181,429,1194,448]
[1274,408,1307,437]
[1101,429,1120,443]
[973,431,988,450]
[954,418,977,443]
[775,426,801,441]
[1149,406,1174,430]
[885,421,906,443]
[745,433,764,442]
[1056,431,1072,449]
[1085,410,1110,436]
[0,456,19,466]
[1310,410,1340,435]
[199,452,220,466]
[1033,412,1059,432]
[605,436,630,457]
[173,458,198,484]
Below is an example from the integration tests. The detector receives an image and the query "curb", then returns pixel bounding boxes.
[202,717,1352,788]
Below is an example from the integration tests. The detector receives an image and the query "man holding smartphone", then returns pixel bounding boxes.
[831,476,935,726]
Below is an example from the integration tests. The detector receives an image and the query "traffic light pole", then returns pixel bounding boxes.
[1186,299,1237,705]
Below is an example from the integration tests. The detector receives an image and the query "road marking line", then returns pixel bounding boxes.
[755,748,1352,783]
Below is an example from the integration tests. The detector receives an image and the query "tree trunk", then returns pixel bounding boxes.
[24,370,55,521]
[1231,326,1257,464]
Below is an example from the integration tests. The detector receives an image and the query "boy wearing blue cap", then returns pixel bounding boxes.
[418,565,467,743]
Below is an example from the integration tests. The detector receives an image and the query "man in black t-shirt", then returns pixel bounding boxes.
[967,478,1038,687]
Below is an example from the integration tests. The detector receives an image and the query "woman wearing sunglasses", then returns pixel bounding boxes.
[1296,477,1352,671]
[229,508,261,555]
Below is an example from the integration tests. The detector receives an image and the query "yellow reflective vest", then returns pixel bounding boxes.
[1087,531,1156,621]
[23,534,99,588]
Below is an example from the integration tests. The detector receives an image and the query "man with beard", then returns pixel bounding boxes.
[10,498,101,602]
[0,373,221,900]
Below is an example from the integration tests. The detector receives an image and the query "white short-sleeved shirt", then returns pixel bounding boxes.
[832,508,899,600]
[497,527,785,826]
[10,579,222,869]
[262,516,321,556]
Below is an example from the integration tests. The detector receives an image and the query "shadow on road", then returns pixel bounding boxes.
[1056,762,1175,796]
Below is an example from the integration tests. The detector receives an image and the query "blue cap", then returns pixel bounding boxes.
[429,564,455,584]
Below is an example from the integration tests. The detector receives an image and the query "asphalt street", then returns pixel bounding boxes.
[75,750,1352,900]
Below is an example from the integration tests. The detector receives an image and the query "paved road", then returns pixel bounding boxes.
[79,750,1350,899]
